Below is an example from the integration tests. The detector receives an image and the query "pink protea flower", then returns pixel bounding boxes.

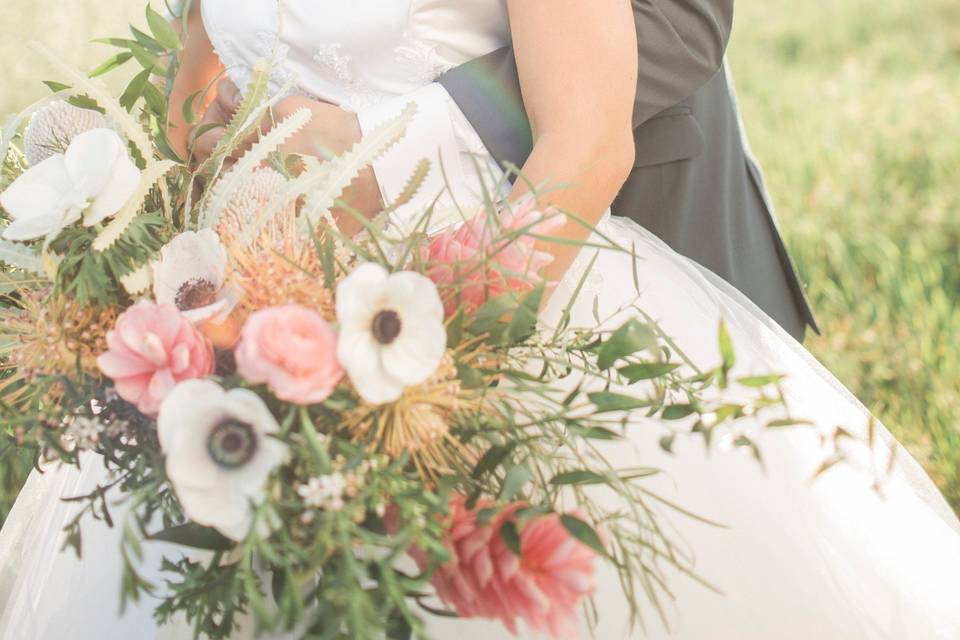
[423,201,566,316]
[234,304,344,405]
[97,302,215,417]
[428,495,599,638]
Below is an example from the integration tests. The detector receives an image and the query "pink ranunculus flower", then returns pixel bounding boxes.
[426,495,599,638]
[97,302,215,417]
[423,201,566,316]
[235,304,344,405]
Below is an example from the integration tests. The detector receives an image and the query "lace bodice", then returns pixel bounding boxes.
[201,0,510,111]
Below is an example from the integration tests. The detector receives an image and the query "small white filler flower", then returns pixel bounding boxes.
[152,229,239,323]
[336,263,446,405]
[0,128,139,242]
[157,379,290,541]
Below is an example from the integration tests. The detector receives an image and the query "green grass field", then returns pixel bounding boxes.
[1,0,958,525]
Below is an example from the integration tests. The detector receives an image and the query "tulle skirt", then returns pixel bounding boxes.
[3,216,959,639]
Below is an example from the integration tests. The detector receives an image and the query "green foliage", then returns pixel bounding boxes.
[51,210,169,305]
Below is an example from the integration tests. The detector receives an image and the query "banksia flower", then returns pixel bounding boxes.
[221,170,335,320]
[216,167,297,239]
[341,352,489,482]
[22,100,108,165]
[1,289,117,407]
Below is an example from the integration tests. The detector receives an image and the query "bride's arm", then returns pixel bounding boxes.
[167,0,225,160]
[507,0,638,283]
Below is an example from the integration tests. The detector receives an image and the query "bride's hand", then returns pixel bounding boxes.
[189,79,383,234]
[190,79,362,161]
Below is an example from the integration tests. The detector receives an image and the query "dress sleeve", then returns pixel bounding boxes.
[356,83,499,227]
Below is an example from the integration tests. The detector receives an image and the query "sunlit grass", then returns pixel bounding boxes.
[730,0,960,507]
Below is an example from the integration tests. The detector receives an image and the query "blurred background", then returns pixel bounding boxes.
[1,0,958,525]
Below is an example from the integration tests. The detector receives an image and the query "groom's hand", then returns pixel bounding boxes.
[190,79,383,233]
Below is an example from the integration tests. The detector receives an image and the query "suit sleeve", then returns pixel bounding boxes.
[631,0,734,125]
[437,1,733,171]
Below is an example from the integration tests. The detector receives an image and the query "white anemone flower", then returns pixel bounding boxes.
[336,263,446,405]
[152,229,239,323]
[0,128,139,242]
[157,379,290,542]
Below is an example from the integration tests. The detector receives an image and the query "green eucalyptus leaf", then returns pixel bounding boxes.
[588,391,651,413]
[597,319,657,370]
[469,291,520,335]
[499,465,532,501]
[499,521,521,556]
[145,7,183,51]
[506,285,544,343]
[146,524,234,551]
[559,515,606,556]
[119,68,152,111]
[456,362,485,389]
[549,470,607,486]
[472,443,516,479]
[566,425,620,440]
[618,362,681,382]
[737,374,786,388]
[89,51,133,78]
[718,320,735,386]
[661,404,696,420]
[659,433,676,453]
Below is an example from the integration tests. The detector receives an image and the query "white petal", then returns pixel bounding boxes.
[152,229,227,304]
[0,155,74,240]
[222,387,282,436]
[64,128,122,198]
[1,154,72,216]
[83,145,140,226]
[180,298,230,324]
[177,482,252,542]
[165,432,221,491]
[335,262,389,328]
[157,379,226,451]
[382,271,445,324]
[338,328,405,405]
[1,208,68,241]
[234,438,290,495]
[381,317,446,386]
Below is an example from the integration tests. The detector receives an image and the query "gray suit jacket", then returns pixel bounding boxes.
[438,0,817,341]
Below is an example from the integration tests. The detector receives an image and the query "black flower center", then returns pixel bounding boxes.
[372,310,402,345]
[175,278,218,311]
[207,419,257,469]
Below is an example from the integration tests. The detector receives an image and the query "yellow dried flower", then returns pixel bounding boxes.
[341,350,496,483]
[217,167,337,320]
[0,289,117,408]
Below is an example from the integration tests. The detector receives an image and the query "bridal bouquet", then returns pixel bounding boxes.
[0,14,789,640]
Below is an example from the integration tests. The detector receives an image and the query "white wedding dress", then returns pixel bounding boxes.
[2,1,960,638]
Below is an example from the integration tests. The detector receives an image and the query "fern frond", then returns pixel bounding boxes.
[94,160,176,252]
[299,101,418,228]
[120,264,152,295]
[194,61,273,180]
[0,239,43,274]
[200,107,312,229]
[30,41,154,162]
[377,158,430,219]
[241,102,417,246]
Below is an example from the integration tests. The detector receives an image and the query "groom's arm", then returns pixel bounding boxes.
[439,0,734,169]
[353,0,733,217]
